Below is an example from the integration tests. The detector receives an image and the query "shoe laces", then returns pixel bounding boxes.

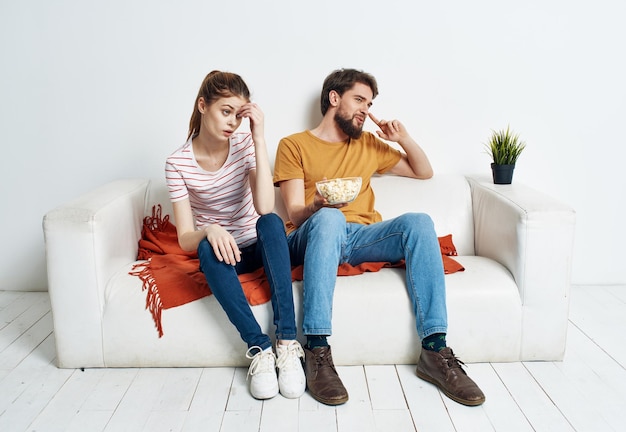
[276,341,304,371]
[440,348,467,374]
[310,347,337,372]
[246,346,276,379]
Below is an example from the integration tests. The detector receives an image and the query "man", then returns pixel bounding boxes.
[273,68,485,407]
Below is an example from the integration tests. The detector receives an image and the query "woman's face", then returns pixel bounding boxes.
[198,95,247,141]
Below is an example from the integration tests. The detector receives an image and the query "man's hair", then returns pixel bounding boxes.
[320,68,379,115]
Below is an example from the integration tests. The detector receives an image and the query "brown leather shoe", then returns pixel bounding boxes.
[416,347,486,406]
[304,346,349,405]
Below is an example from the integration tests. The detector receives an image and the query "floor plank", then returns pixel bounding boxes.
[0,293,50,353]
[373,409,416,432]
[491,362,575,432]
[0,292,31,329]
[259,393,300,432]
[554,325,626,431]
[335,366,377,432]
[181,368,233,432]
[605,284,626,303]
[365,364,407,410]
[0,365,73,432]
[0,311,53,369]
[103,368,181,431]
[142,410,187,432]
[27,368,109,432]
[298,394,338,432]
[397,364,455,432]
[463,363,533,432]
[524,360,614,432]
[0,333,61,424]
[221,409,261,432]
[1,287,626,431]
[568,285,626,365]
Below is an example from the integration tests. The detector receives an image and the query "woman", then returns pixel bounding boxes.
[165,71,304,400]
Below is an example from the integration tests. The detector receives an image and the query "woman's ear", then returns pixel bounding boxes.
[197,97,206,114]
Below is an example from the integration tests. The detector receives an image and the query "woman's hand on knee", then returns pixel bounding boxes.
[204,225,241,265]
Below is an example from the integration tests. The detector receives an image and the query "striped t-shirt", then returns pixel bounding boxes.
[165,132,259,248]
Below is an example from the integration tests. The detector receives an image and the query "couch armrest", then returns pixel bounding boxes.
[467,175,576,360]
[43,178,150,367]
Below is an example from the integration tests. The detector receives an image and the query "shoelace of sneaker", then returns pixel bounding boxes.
[245,346,276,380]
[276,342,304,371]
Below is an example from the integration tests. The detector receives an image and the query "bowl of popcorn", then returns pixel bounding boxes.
[315,177,362,204]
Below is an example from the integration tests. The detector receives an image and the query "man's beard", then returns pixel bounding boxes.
[334,111,363,139]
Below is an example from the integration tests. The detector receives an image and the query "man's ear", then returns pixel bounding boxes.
[329,90,340,107]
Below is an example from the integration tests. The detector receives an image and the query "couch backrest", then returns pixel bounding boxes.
[369,174,474,255]
[146,173,475,256]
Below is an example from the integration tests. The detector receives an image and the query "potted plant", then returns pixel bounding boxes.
[484,126,526,184]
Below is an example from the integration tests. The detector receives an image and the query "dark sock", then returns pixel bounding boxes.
[306,335,329,350]
[422,333,447,352]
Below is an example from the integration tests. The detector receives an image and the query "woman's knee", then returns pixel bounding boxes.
[256,213,288,244]
[197,237,211,257]
[256,212,282,230]
[197,238,219,271]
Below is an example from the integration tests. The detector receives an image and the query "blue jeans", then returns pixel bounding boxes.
[287,208,447,340]
[197,213,297,351]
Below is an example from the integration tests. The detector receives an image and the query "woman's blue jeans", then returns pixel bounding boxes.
[197,213,297,351]
[287,208,447,340]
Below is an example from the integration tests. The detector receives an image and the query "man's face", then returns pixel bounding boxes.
[333,82,374,139]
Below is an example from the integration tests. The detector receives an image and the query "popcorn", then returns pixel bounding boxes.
[316,177,362,204]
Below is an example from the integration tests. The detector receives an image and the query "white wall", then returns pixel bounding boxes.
[1,0,624,291]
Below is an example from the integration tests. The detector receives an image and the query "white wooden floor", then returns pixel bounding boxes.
[1,285,625,432]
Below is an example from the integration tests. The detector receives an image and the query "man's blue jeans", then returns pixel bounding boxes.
[197,213,297,351]
[287,208,447,340]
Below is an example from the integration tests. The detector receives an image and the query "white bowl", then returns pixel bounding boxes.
[315,177,362,204]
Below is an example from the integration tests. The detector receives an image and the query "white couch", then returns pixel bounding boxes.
[43,174,575,368]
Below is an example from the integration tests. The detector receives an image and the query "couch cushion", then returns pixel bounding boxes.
[102,254,519,366]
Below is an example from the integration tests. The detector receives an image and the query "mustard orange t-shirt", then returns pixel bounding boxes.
[273,130,402,234]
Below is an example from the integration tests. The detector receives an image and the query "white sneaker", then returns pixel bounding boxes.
[246,346,278,400]
[275,340,306,398]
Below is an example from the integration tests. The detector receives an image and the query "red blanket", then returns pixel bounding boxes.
[130,205,464,337]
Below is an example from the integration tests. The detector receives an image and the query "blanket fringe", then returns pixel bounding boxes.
[130,261,164,337]
[144,204,170,232]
